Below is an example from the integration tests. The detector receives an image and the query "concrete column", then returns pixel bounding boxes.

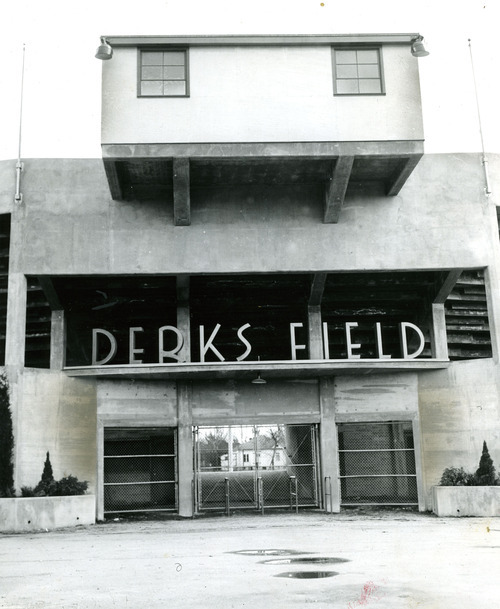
[4,273,28,493]
[483,200,500,363]
[484,264,500,364]
[412,417,426,512]
[319,378,340,512]
[430,303,448,360]
[308,305,323,360]
[5,272,27,368]
[50,310,66,370]
[177,276,191,363]
[177,382,193,517]
[96,420,105,521]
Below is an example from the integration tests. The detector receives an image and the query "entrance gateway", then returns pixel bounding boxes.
[102,421,418,515]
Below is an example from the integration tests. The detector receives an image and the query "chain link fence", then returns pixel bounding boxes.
[338,421,418,505]
[104,428,177,514]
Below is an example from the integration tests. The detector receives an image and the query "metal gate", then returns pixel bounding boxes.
[194,424,320,513]
[337,421,418,506]
[104,427,178,514]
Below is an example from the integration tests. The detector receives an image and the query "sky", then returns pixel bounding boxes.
[0,0,497,159]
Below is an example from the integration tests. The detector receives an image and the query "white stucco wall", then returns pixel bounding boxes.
[101,44,423,144]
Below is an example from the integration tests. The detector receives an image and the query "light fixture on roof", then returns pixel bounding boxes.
[95,37,113,60]
[251,356,267,384]
[411,35,429,57]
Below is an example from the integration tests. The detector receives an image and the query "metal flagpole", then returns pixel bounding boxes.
[14,44,26,204]
[468,38,492,196]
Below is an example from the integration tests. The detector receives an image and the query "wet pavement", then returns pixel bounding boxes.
[0,509,498,608]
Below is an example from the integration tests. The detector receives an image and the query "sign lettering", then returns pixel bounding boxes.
[91,320,427,366]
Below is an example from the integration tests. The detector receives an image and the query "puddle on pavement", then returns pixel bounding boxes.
[275,571,338,579]
[262,557,349,565]
[232,549,310,556]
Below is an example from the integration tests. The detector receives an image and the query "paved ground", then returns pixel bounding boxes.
[0,509,498,609]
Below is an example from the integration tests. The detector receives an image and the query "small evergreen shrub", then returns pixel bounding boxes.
[41,451,54,486]
[34,452,55,496]
[440,467,475,486]
[475,441,497,486]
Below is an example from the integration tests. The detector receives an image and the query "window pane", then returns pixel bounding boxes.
[142,52,163,66]
[336,64,358,79]
[164,66,185,80]
[359,79,382,94]
[357,50,379,64]
[141,80,164,95]
[336,79,359,94]
[142,66,163,80]
[164,52,185,66]
[358,64,379,79]
[336,50,357,64]
[163,81,186,96]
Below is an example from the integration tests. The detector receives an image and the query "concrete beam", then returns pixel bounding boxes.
[103,160,124,201]
[102,140,425,160]
[106,33,420,47]
[65,359,450,381]
[433,269,463,304]
[37,276,62,310]
[324,157,354,223]
[386,155,423,196]
[173,158,191,226]
[309,273,327,307]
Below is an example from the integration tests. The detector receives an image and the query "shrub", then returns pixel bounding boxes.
[439,466,475,486]
[439,441,498,487]
[475,441,497,486]
[51,475,88,496]
[20,486,35,497]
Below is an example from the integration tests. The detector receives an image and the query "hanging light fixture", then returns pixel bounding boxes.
[411,35,429,58]
[95,37,113,60]
[251,371,267,385]
[251,356,267,384]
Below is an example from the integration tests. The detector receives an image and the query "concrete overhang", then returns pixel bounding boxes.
[102,140,424,225]
[65,358,449,381]
[103,33,422,47]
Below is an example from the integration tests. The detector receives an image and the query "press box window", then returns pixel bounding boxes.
[139,50,188,97]
[333,48,384,95]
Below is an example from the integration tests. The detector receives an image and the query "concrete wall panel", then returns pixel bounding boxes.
[334,373,419,417]
[13,369,97,492]
[97,379,177,422]
[418,359,500,507]
[10,154,498,276]
[191,379,320,424]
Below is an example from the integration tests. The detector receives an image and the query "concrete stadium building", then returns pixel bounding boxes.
[1,32,499,521]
